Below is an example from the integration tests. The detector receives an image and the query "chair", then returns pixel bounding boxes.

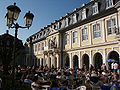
[76,86,86,90]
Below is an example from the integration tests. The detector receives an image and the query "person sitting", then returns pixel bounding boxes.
[24,75,33,84]
[49,76,59,90]
[90,71,99,83]
[31,75,41,90]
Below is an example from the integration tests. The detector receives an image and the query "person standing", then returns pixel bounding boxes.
[31,75,40,90]
[101,63,106,71]
[114,62,118,73]
[111,62,114,72]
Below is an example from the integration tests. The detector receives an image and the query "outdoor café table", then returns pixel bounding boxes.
[39,80,50,85]
[40,85,50,90]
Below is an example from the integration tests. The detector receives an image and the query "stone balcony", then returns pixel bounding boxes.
[116,32,120,41]
[43,46,61,55]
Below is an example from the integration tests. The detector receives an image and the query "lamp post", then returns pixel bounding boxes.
[5,3,34,88]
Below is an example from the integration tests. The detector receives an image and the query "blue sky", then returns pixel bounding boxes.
[0,0,89,44]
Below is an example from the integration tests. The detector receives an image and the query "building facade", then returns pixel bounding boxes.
[0,30,24,65]
[25,0,120,69]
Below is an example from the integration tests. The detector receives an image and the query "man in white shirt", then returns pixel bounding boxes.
[114,62,118,73]
[111,62,114,72]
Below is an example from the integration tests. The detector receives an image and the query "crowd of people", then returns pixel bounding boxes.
[0,62,120,90]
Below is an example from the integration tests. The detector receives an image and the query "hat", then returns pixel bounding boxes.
[117,80,120,83]
[91,71,97,77]
[35,74,38,76]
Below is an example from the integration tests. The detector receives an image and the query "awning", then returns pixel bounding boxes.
[107,59,119,62]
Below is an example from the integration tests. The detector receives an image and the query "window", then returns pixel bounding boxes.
[82,9,86,20]
[93,3,98,15]
[41,43,44,50]
[54,25,56,30]
[107,18,117,35]
[65,18,70,27]
[46,29,49,34]
[45,41,46,47]
[106,0,113,8]
[40,33,42,37]
[72,14,77,23]
[43,31,46,35]
[93,24,101,38]
[65,18,69,27]
[73,31,78,43]
[82,28,88,41]
[38,44,40,51]
[57,22,61,29]
[65,34,69,45]
[34,44,37,52]
[37,35,39,38]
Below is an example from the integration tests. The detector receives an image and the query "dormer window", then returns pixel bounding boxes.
[34,36,36,40]
[52,25,54,30]
[47,29,49,34]
[50,25,53,30]
[54,25,56,30]
[93,2,98,15]
[65,18,69,27]
[40,32,42,36]
[72,14,77,24]
[37,34,39,38]
[106,0,113,8]
[43,31,46,35]
[82,8,86,20]
[57,22,61,29]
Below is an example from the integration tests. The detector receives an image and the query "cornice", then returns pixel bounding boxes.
[63,41,118,52]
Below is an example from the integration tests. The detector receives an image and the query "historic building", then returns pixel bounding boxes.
[25,0,120,69]
[0,30,24,65]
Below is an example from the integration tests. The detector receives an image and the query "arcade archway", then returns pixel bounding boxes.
[93,52,103,69]
[65,56,70,67]
[108,51,119,62]
[73,55,79,68]
[82,54,89,70]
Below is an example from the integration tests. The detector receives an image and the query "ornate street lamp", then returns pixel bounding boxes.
[5,3,34,88]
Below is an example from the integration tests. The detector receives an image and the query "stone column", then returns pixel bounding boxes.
[43,55,45,66]
[79,51,82,68]
[89,50,93,65]
[56,54,59,68]
[47,55,50,68]
[51,54,54,67]
[103,49,106,64]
